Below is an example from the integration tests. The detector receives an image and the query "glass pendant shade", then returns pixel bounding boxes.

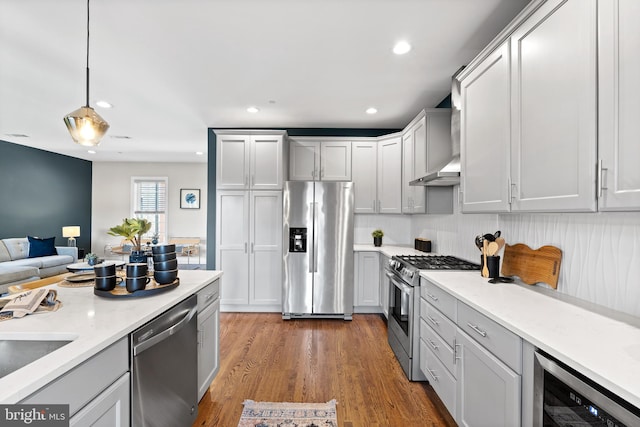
[64,106,110,146]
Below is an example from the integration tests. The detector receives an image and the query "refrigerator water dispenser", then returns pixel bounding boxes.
[289,228,307,252]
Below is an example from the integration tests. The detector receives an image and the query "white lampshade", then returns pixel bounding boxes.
[63,226,80,247]
[62,226,81,238]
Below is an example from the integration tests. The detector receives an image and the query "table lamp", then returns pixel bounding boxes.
[62,226,80,247]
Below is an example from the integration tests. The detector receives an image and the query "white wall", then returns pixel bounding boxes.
[92,162,207,259]
[411,186,640,317]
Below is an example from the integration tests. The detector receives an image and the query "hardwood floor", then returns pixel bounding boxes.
[194,313,455,427]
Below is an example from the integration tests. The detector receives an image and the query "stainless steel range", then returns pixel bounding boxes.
[386,255,480,381]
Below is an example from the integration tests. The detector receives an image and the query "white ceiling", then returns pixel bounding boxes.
[0,0,530,163]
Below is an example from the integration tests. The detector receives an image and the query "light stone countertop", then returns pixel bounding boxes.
[0,269,222,404]
[354,244,430,257]
[421,270,640,409]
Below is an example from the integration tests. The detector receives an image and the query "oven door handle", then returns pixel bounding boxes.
[386,271,413,295]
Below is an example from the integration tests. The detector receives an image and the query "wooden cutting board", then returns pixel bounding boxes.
[501,243,562,289]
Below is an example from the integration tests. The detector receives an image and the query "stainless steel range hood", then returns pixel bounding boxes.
[409,155,460,186]
[410,66,464,187]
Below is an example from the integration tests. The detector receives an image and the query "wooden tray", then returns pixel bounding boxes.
[94,278,180,298]
[501,244,562,289]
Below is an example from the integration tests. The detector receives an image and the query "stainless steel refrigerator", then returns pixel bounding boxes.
[282,181,354,320]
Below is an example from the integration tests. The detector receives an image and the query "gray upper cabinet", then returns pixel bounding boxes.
[377,134,403,214]
[289,139,352,181]
[352,140,378,214]
[510,0,597,212]
[402,109,452,214]
[598,0,640,211]
[215,130,286,190]
[460,42,511,213]
[459,0,601,213]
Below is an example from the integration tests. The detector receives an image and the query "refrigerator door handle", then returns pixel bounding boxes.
[308,202,315,273]
[313,201,319,273]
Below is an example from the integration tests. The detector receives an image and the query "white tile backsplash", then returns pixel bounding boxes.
[408,186,640,317]
[499,212,640,317]
[354,214,412,246]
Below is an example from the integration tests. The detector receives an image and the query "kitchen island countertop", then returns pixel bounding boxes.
[0,269,222,404]
[421,270,640,410]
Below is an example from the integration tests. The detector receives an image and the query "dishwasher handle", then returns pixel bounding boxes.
[133,305,197,356]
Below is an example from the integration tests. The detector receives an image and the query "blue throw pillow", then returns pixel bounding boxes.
[28,236,58,258]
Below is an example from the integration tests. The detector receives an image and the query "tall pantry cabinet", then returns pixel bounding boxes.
[214,130,286,311]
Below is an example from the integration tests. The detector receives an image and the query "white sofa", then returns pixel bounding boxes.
[0,238,78,294]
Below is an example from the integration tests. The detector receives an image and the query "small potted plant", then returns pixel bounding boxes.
[372,229,384,247]
[108,218,152,263]
[85,252,99,266]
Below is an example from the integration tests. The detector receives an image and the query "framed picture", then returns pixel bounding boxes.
[180,189,200,209]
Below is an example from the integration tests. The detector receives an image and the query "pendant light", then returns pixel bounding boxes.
[64,0,109,146]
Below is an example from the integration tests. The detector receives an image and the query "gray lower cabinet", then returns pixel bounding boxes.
[70,373,130,427]
[21,337,129,426]
[455,329,520,427]
[419,278,523,426]
[354,251,380,312]
[379,254,390,319]
[197,280,221,401]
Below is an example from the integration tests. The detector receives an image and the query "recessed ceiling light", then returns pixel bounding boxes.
[196,151,204,156]
[109,135,131,139]
[393,41,412,55]
[366,107,378,115]
[5,133,29,138]
[87,150,97,154]
[247,106,260,113]
[96,100,113,108]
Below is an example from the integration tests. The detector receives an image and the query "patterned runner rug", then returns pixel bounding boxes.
[237,399,338,427]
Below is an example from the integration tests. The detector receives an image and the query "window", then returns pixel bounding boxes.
[132,177,167,243]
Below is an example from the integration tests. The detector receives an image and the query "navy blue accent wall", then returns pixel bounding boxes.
[206,130,216,269]
[436,94,452,108]
[0,140,92,251]
[206,128,402,269]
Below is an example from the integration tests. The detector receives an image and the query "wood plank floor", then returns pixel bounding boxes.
[194,313,456,427]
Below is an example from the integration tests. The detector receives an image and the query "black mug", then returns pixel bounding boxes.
[126,276,150,293]
[94,275,123,291]
[94,263,116,278]
[126,263,148,278]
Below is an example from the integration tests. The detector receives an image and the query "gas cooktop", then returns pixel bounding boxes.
[395,255,480,271]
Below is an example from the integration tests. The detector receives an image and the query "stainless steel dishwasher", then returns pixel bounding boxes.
[131,294,198,427]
